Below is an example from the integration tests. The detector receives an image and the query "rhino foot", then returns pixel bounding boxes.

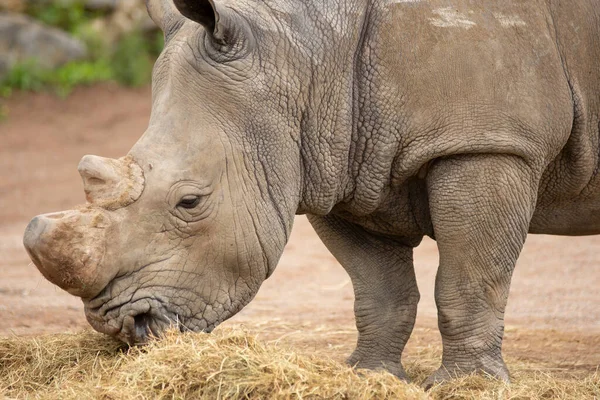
[422,358,510,390]
[347,351,409,381]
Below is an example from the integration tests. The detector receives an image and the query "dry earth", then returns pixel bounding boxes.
[0,85,598,375]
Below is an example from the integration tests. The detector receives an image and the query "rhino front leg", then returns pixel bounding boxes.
[424,154,539,387]
[308,214,420,381]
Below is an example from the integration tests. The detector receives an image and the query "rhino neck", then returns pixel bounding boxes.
[292,0,404,217]
[291,0,377,216]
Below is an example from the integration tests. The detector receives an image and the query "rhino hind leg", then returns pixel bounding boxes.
[423,153,540,388]
[308,214,420,381]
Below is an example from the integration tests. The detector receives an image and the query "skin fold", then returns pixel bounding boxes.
[23,0,599,386]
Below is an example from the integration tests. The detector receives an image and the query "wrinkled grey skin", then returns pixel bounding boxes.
[23,0,599,387]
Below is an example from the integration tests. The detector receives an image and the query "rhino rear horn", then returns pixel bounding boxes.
[78,155,145,209]
[173,0,229,43]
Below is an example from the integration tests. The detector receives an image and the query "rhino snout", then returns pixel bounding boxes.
[23,209,113,298]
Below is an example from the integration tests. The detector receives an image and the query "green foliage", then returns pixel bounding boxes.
[0,1,165,97]
[26,0,99,34]
[110,31,155,87]
[52,59,114,96]
[73,22,111,60]
[0,58,114,97]
[0,104,7,122]
[151,30,166,57]
[0,60,47,93]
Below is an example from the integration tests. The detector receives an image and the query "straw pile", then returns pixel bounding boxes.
[0,328,598,399]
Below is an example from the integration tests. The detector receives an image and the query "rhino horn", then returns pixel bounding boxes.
[78,155,145,209]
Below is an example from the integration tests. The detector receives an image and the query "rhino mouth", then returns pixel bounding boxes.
[84,296,172,345]
[83,280,217,345]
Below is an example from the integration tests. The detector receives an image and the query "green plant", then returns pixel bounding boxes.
[0,59,47,92]
[110,30,156,87]
[1,1,165,97]
[0,87,11,98]
[52,59,114,96]
[149,30,165,58]
[73,22,111,60]
[26,0,99,34]
[0,58,114,97]
[0,104,8,122]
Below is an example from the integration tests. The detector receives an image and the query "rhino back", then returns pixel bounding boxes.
[336,0,599,233]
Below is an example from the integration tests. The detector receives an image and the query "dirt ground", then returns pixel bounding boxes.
[0,85,598,373]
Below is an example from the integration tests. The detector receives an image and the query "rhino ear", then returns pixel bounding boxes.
[146,0,181,33]
[173,0,230,44]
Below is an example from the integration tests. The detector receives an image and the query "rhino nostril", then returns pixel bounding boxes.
[134,313,152,343]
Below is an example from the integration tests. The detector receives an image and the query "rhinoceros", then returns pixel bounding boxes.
[23,0,599,386]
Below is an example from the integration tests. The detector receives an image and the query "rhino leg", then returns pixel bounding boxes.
[423,154,539,388]
[308,214,420,381]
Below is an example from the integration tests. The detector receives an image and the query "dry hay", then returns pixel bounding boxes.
[0,328,598,400]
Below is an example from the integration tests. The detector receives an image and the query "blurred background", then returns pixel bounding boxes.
[0,0,162,97]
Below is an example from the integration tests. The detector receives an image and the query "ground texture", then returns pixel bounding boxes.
[0,86,598,395]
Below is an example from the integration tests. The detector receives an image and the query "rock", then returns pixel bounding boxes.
[89,0,158,45]
[110,0,157,32]
[0,13,87,78]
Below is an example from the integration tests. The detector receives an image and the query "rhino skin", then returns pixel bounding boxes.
[23,0,599,386]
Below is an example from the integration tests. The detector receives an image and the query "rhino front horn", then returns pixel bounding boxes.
[78,155,145,209]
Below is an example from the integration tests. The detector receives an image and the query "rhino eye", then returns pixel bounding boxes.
[177,195,201,209]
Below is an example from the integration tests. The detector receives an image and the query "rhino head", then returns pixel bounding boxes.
[23,0,351,344]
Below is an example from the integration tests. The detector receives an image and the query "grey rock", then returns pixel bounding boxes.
[0,12,87,78]
[88,0,158,46]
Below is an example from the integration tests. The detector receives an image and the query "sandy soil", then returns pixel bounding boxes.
[0,85,598,371]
